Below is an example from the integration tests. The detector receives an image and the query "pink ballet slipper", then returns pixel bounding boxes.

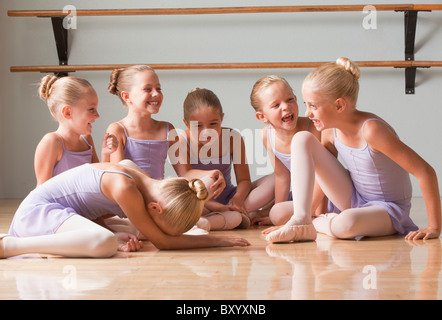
[265,224,317,243]
[236,214,251,229]
[196,217,211,232]
[312,213,339,237]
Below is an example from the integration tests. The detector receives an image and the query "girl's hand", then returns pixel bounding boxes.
[228,196,247,215]
[215,235,250,247]
[102,133,118,156]
[115,232,143,252]
[261,225,283,235]
[251,216,272,226]
[405,227,441,240]
[208,170,226,199]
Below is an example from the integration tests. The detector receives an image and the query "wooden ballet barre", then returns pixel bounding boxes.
[9,61,442,73]
[7,4,442,17]
[8,4,442,94]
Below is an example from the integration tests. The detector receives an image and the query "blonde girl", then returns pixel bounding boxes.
[107,65,169,180]
[106,65,225,198]
[178,88,274,230]
[34,75,117,185]
[1,161,249,259]
[250,75,322,225]
[265,57,441,243]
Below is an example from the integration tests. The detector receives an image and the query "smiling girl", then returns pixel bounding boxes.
[250,75,321,225]
[178,88,274,230]
[106,65,170,180]
[265,57,441,243]
[106,66,226,201]
[34,75,117,186]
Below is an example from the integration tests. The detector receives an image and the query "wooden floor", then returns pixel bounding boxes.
[1,198,441,301]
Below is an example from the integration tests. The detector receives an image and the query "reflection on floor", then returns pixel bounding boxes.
[1,198,441,300]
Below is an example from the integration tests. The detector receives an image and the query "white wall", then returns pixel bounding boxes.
[1,0,442,198]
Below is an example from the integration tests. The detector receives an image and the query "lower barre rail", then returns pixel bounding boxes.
[10,60,442,73]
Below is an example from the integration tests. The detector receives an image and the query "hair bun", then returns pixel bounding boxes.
[188,179,209,201]
[336,57,360,80]
[38,75,59,100]
[108,68,124,95]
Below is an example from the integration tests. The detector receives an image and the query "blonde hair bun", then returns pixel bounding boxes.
[336,57,360,80]
[188,179,209,201]
[37,75,94,120]
[38,75,59,100]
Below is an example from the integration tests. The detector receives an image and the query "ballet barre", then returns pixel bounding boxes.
[8,4,442,94]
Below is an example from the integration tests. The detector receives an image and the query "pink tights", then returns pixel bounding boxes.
[265,132,395,243]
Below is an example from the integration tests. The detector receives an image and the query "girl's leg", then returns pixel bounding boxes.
[2,215,118,258]
[313,206,396,239]
[266,132,353,243]
[204,211,242,230]
[268,201,293,225]
[104,216,141,237]
[243,174,275,212]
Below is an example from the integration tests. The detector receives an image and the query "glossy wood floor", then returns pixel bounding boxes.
[1,198,441,300]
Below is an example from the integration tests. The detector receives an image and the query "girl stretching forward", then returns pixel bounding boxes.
[265,57,441,242]
[1,161,249,259]
[178,88,274,230]
[250,75,321,225]
[34,75,117,185]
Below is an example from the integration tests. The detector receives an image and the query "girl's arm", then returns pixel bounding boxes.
[204,199,230,212]
[260,126,290,203]
[230,130,252,213]
[104,174,249,249]
[105,122,126,163]
[83,134,100,163]
[274,160,291,203]
[100,133,118,162]
[34,133,62,186]
[86,134,118,163]
[168,126,194,176]
[364,120,441,239]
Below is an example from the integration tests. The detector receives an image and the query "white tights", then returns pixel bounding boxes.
[2,215,118,258]
[266,132,396,242]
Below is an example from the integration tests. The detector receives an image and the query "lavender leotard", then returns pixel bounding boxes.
[116,122,169,179]
[182,131,237,205]
[52,134,93,177]
[267,125,291,171]
[267,121,311,171]
[9,164,130,237]
[329,118,418,235]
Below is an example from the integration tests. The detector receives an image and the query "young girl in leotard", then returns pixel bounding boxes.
[106,65,225,198]
[177,88,274,230]
[250,75,322,225]
[1,161,249,259]
[34,75,118,185]
[106,65,170,180]
[265,57,441,243]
